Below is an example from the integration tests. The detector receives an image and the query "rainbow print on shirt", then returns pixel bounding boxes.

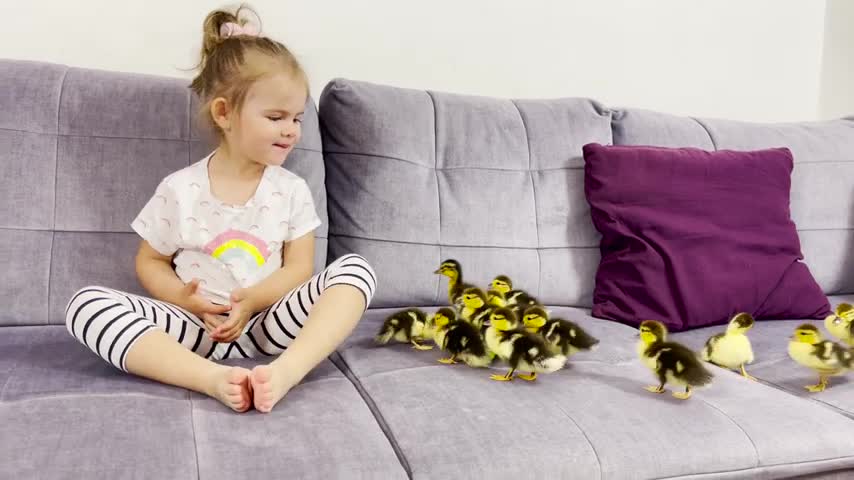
[203,229,270,273]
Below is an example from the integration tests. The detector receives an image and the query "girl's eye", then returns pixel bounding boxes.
[294,118,303,124]
[267,116,282,121]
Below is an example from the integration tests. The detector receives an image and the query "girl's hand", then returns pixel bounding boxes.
[210,288,255,343]
[180,278,232,318]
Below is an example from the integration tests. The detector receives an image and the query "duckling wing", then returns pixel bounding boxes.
[655,342,714,387]
[446,321,488,357]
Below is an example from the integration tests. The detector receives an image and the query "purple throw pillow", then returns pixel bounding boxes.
[583,143,830,331]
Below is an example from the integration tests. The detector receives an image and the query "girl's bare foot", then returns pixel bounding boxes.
[250,364,296,413]
[206,366,253,412]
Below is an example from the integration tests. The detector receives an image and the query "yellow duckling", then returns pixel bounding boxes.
[788,323,854,392]
[375,308,434,350]
[638,320,714,400]
[432,307,493,368]
[434,259,476,307]
[490,275,538,309]
[520,306,599,357]
[486,289,507,307]
[484,307,567,382]
[700,313,756,380]
[459,287,493,328]
[824,303,854,346]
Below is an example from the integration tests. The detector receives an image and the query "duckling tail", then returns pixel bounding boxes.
[374,326,394,345]
[686,363,714,387]
[534,354,567,373]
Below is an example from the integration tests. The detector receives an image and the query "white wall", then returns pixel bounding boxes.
[819,0,854,120]
[0,0,830,122]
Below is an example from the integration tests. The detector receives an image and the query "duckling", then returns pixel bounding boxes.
[484,307,567,382]
[788,323,854,392]
[701,313,756,380]
[520,306,600,357]
[432,307,494,368]
[486,289,507,308]
[824,303,854,346]
[459,287,493,328]
[375,308,434,350]
[490,275,538,309]
[637,320,714,400]
[434,259,477,307]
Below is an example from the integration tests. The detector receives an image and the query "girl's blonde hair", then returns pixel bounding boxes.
[190,4,308,136]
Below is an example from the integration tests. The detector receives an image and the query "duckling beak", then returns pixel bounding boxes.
[433,268,441,274]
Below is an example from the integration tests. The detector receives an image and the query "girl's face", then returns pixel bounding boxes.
[227,71,308,168]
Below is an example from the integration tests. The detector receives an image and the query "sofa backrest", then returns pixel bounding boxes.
[612,109,854,296]
[320,79,854,308]
[319,79,612,308]
[0,60,327,326]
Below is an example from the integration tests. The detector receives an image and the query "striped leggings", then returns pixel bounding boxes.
[65,254,376,372]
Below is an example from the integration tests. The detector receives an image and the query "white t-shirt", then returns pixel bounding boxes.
[131,152,321,305]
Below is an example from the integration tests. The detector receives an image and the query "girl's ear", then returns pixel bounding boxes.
[210,97,233,132]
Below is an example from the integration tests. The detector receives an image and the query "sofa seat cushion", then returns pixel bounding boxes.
[337,307,854,479]
[0,326,407,480]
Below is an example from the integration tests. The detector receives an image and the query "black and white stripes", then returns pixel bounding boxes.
[65,254,376,371]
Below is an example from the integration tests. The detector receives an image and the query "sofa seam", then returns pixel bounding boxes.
[324,148,588,172]
[427,91,443,305]
[653,454,854,480]
[0,226,329,239]
[48,66,69,326]
[553,402,603,480]
[187,391,202,480]
[325,232,600,250]
[695,397,760,469]
[691,117,718,150]
[330,352,413,479]
[511,100,543,299]
[0,125,321,152]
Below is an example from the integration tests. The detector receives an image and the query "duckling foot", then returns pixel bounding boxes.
[740,365,757,381]
[517,372,538,381]
[673,387,693,400]
[438,356,457,365]
[411,340,433,351]
[806,375,829,392]
[490,372,514,382]
[644,385,665,394]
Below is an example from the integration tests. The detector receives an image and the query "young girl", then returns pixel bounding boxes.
[64,6,376,414]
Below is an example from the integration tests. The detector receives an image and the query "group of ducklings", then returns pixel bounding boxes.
[375,259,600,382]
[376,259,854,400]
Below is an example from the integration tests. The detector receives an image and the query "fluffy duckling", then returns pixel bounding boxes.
[486,289,507,308]
[490,275,538,309]
[432,307,493,368]
[434,259,477,307]
[375,308,434,350]
[788,323,854,392]
[824,303,854,346]
[459,287,493,328]
[638,320,714,400]
[520,306,599,357]
[701,313,756,380]
[484,307,567,382]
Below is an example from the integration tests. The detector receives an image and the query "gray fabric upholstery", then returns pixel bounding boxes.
[320,79,612,308]
[339,308,854,479]
[613,108,854,296]
[0,59,328,327]
[0,326,407,479]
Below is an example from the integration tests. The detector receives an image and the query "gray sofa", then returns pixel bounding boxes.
[2,59,854,479]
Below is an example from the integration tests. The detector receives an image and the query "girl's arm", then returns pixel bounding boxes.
[135,240,230,318]
[244,232,315,312]
[136,240,191,307]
